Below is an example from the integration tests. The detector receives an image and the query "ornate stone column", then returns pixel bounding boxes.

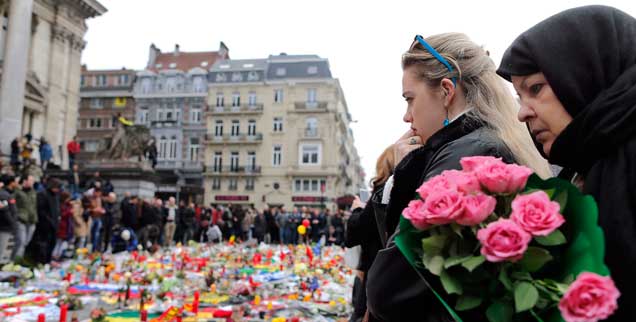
[0,0,33,154]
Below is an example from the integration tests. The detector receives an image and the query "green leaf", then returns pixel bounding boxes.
[455,295,482,311]
[462,255,485,272]
[518,247,553,272]
[444,255,472,269]
[510,271,532,281]
[534,229,567,246]
[421,234,448,256]
[423,255,445,276]
[450,223,463,238]
[553,189,568,211]
[498,268,513,291]
[440,270,463,295]
[486,300,514,322]
[544,188,556,199]
[514,281,539,312]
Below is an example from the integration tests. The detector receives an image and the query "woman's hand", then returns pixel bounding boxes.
[351,195,366,210]
[394,129,423,165]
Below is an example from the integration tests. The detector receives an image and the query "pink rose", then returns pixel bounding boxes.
[510,191,565,236]
[559,272,620,322]
[440,170,481,194]
[477,218,532,262]
[402,199,430,230]
[461,156,533,194]
[416,175,456,200]
[456,193,496,226]
[460,156,501,172]
[421,190,465,225]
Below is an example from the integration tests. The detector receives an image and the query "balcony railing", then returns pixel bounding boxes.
[302,127,319,138]
[151,119,180,127]
[156,160,204,170]
[205,133,263,144]
[206,166,262,175]
[206,104,264,115]
[294,101,328,112]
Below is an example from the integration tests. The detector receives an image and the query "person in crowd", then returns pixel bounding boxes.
[181,202,196,244]
[102,179,114,195]
[85,171,103,190]
[287,207,301,245]
[163,197,178,246]
[121,194,139,232]
[0,175,18,261]
[206,221,223,244]
[497,6,636,319]
[253,209,267,243]
[52,192,74,261]
[276,207,289,244]
[220,205,232,239]
[366,32,551,321]
[111,227,138,253]
[20,134,33,165]
[66,136,80,169]
[10,137,21,171]
[29,178,61,264]
[102,192,120,252]
[241,207,253,241]
[67,164,81,199]
[71,195,89,250]
[197,206,211,242]
[38,137,53,171]
[87,187,106,252]
[24,159,43,185]
[13,175,38,260]
[346,145,396,322]
[138,198,161,249]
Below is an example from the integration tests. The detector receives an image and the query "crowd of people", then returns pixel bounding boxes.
[0,164,349,266]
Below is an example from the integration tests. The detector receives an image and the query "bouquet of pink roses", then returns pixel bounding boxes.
[396,156,619,322]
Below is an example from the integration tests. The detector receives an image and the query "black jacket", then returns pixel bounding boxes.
[345,187,384,272]
[36,189,60,232]
[0,188,18,232]
[367,117,514,322]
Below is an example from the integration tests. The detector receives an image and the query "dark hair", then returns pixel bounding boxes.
[0,174,16,186]
[18,175,30,185]
[60,191,71,202]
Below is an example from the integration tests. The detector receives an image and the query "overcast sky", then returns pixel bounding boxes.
[82,0,636,182]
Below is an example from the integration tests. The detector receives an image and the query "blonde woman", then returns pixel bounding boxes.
[366,33,551,321]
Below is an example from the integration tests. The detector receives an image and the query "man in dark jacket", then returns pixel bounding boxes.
[120,195,139,231]
[0,175,18,262]
[102,192,120,252]
[13,175,37,259]
[180,202,196,244]
[28,178,61,264]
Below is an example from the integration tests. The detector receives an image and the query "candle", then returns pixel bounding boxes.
[38,313,46,322]
[59,304,68,322]
[193,291,200,314]
[140,310,148,322]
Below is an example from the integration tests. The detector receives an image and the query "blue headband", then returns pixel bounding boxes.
[415,35,457,87]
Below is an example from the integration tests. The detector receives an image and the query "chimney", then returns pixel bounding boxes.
[147,43,160,69]
[174,44,180,56]
[219,41,229,59]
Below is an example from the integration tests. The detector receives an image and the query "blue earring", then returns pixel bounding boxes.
[443,118,450,127]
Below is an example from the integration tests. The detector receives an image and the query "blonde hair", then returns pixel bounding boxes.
[371,145,397,189]
[402,33,551,178]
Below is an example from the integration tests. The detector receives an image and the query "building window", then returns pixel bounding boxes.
[247,151,256,171]
[118,74,129,86]
[168,136,178,160]
[188,138,200,161]
[300,144,321,165]
[166,77,177,92]
[294,178,326,192]
[80,75,86,87]
[231,72,243,82]
[307,66,318,74]
[307,88,317,103]
[90,98,103,109]
[88,118,102,128]
[247,120,256,136]
[157,107,165,121]
[273,117,283,132]
[228,178,238,191]
[214,120,223,137]
[216,93,224,107]
[230,152,239,172]
[84,140,99,152]
[193,76,205,92]
[159,136,168,159]
[305,117,318,136]
[215,73,226,82]
[190,105,202,123]
[213,151,222,172]
[97,74,107,86]
[141,78,152,93]
[138,108,149,125]
[211,178,221,190]
[231,120,240,137]
[245,178,255,191]
[276,67,286,76]
[248,92,257,106]
[273,145,282,166]
[232,92,240,107]
[247,71,259,81]
[274,89,283,103]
